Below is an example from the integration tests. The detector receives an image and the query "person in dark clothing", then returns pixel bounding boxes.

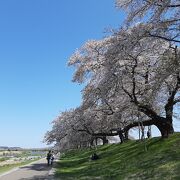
[91,153,99,160]
[46,150,52,166]
[147,130,151,139]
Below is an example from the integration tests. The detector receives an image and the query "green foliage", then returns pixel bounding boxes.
[55,133,180,180]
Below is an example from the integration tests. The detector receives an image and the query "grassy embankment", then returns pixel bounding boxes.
[55,133,180,180]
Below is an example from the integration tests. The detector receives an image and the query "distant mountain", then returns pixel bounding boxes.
[0,146,8,150]
[0,146,22,150]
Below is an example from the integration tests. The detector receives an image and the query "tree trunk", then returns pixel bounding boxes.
[141,124,145,140]
[155,118,174,138]
[118,130,124,143]
[102,136,108,145]
[124,130,129,140]
[90,138,94,147]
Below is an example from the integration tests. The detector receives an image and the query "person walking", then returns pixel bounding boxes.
[50,153,54,165]
[46,150,52,166]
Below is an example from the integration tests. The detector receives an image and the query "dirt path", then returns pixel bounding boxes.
[0,158,54,180]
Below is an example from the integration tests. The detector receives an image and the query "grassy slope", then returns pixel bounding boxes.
[55,133,180,180]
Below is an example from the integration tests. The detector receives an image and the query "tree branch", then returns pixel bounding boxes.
[144,0,180,8]
[148,32,180,43]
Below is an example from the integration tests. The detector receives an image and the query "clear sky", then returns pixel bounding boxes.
[0,0,125,148]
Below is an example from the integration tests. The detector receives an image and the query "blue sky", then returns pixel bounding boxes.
[0,0,125,148]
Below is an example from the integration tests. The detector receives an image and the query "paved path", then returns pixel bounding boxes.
[0,158,55,180]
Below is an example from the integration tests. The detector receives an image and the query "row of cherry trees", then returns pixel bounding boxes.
[44,0,180,151]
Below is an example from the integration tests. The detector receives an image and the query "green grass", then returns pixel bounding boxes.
[55,133,180,180]
[0,158,40,175]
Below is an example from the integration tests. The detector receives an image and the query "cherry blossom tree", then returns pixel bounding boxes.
[45,0,180,150]
[115,0,180,43]
[69,23,180,138]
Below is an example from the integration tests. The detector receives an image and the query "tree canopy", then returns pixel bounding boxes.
[45,0,180,151]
